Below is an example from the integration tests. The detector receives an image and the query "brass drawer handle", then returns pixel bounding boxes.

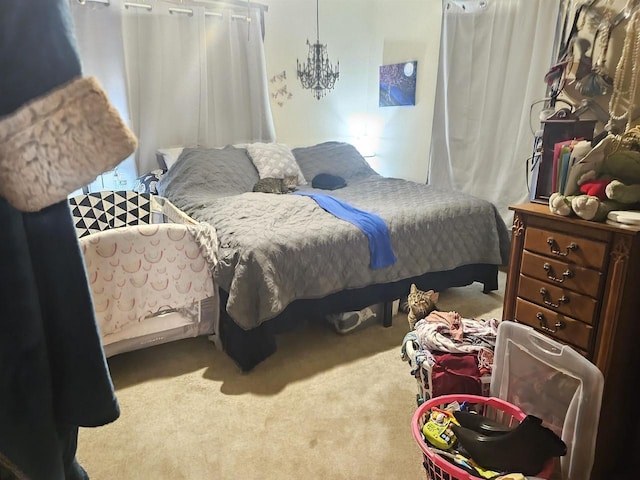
[543,262,574,283]
[547,237,578,257]
[536,312,565,333]
[539,287,569,309]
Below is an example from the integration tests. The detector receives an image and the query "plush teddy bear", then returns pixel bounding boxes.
[549,131,640,221]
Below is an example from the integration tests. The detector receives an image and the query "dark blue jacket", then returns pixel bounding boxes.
[0,1,120,478]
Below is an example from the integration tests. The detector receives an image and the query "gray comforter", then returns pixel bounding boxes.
[158,142,510,330]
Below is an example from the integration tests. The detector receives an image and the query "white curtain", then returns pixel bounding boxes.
[71,0,275,177]
[70,0,138,189]
[428,0,560,225]
[201,7,275,147]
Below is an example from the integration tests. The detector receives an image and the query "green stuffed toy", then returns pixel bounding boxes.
[549,130,640,222]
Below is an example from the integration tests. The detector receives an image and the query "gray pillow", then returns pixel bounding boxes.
[246,142,307,185]
[157,146,259,202]
[292,141,377,182]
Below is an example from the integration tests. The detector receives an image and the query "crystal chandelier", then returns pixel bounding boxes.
[296,0,339,100]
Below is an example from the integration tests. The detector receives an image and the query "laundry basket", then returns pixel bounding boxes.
[411,394,556,480]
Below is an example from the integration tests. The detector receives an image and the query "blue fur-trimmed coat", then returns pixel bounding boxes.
[0,1,120,478]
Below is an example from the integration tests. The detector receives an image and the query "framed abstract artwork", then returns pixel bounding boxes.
[379,61,417,107]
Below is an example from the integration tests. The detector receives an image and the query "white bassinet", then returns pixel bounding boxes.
[70,191,220,356]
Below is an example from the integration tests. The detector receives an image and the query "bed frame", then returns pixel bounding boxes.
[218,263,499,371]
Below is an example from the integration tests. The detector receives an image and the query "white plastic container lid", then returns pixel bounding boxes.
[607,210,640,225]
[490,322,604,480]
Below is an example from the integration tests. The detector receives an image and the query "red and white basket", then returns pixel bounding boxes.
[411,394,556,480]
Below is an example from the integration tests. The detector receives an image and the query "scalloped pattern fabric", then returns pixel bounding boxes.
[80,223,215,336]
[246,142,307,185]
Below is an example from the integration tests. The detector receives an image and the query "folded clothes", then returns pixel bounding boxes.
[414,316,500,355]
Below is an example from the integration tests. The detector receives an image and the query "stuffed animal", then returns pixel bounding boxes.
[549,175,640,221]
[549,130,640,221]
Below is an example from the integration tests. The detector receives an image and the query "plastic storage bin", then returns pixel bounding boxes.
[412,394,555,480]
[491,321,604,480]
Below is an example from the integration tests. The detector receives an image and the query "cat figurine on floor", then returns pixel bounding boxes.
[252,175,298,194]
[406,283,440,330]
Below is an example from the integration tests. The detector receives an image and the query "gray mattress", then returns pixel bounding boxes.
[158,142,510,331]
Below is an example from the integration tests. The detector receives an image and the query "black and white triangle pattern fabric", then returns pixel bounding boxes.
[110,190,152,229]
[69,193,112,238]
[69,191,152,238]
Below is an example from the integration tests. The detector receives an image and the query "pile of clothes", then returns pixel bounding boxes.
[401,310,501,402]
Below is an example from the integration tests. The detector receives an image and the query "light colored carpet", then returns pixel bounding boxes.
[77,272,505,480]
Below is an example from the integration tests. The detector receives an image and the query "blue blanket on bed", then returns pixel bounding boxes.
[293,192,397,269]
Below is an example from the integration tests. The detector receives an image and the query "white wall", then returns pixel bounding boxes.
[262,0,442,182]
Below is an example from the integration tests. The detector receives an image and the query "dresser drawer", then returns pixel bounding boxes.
[524,227,607,269]
[514,298,593,351]
[521,250,602,298]
[517,274,598,325]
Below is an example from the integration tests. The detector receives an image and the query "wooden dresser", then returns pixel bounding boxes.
[503,202,640,480]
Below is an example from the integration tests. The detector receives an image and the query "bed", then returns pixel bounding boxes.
[156,141,511,371]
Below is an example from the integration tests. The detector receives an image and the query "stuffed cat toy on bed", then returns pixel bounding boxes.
[252,175,298,194]
[406,283,440,330]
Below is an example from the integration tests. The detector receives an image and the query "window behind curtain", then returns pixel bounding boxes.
[70,0,275,191]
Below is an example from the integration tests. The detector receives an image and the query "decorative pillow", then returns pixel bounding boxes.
[292,141,377,182]
[246,142,307,185]
[157,146,260,199]
[156,147,185,170]
[156,145,248,170]
[133,169,167,195]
